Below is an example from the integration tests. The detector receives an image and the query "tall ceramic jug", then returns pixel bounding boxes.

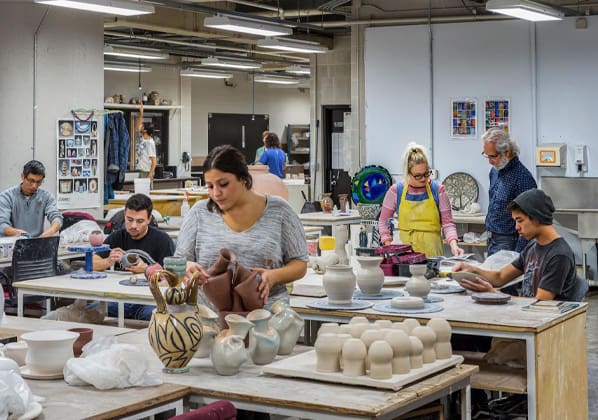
[211,313,253,375]
[247,309,280,365]
[148,257,203,373]
[269,300,303,355]
[405,264,430,300]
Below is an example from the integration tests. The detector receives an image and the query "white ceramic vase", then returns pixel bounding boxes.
[269,301,304,355]
[427,318,452,359]
[368,340,393,380]
[314,333,343,372]
[341,338,367,377]
[323,264,356,305]
[195,305,221,358]
[333,225,349,265]
[405,264,430,299]
[21,330,79,374]
[210,314,253,375]
[355,256,384,295]
[411,326,437,364]
[247,309,280,365]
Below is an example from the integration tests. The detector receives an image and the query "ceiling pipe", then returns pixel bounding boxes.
[103,30,310,63]
[147,0,334,34]
[316,13,510,27]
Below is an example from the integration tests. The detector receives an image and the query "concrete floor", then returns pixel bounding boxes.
[586,290,598,418]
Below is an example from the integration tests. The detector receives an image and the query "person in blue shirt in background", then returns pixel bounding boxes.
[482,128,537,256]
[258,132,286,179]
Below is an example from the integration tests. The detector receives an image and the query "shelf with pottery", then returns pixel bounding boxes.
[290,292,588,419]
[116,329,477,419]
[104,103,183,110]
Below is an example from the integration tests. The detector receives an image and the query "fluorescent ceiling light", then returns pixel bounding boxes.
[104,62,152,72]
[104,45,169,60]
[285,65,310,75]
[254,75,300,85]
[34,0,154,16]
[201,57,262,70]
[204,15,292,37]
[180,68,233,79]
[257,37,328,54]
[486,0,563,21]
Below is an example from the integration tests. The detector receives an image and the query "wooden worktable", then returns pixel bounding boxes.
[118,330,477,419]
[289,277,588,420]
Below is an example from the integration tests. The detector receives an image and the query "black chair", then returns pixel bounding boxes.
[2,236,61,312]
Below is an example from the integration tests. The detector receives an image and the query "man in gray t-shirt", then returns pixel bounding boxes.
[454,189,586,302]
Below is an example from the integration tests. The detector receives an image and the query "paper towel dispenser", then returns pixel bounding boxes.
[536,143,566,168]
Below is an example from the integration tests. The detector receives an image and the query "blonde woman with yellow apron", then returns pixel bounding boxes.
[377,143,464,258]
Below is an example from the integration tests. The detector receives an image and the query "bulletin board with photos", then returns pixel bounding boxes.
[56,118,100,209]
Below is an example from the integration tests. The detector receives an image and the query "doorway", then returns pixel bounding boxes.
[208,113,269,165]
[322,105,351,205]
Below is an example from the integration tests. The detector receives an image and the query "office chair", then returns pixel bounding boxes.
[3,236,61,312]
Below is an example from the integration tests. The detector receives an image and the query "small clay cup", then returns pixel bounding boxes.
[68,327,93,357]
[121,252,140,267]
[89,230,104,247]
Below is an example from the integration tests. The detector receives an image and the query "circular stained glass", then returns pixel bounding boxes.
[351,165,392,204]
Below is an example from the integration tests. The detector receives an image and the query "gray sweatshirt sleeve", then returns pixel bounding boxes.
[0,190,14,234]
[43,191,63,227]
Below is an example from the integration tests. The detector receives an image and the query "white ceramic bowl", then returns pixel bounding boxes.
[21,330,79,374]
[391,296,425,310]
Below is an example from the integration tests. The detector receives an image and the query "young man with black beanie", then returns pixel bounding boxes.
[454,189,587,301]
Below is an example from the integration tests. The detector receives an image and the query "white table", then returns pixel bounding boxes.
[13,273,156,328]
[290,284,588,420]
[299,211,362,232]
[118,330,477,420]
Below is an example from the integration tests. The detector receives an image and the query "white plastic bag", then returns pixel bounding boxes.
[59,220,102,244]
[480,249,519,271]
[0,369,34,420]
[63,338,162,390]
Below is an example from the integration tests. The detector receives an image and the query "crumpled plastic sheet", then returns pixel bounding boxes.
[0,369,35,420]
[59,220,103,244]
[63,336,162,390]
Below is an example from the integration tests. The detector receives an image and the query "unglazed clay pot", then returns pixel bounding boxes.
[317,323,340,337]
[333,225,349,265]
[88,230,104,247]
[3,341,28,366]
[269,301,303,355]
[405,264,430,300]
[211,313,253,375]
[341,338,366,377]
[411,326,437,364]
[384,330,411,374]
[409,336,424,369]
[248,165,288,200]
[403,318,421,334]
[68,327,93,357]
[247,309,280,365]
[195,305,221,358]
[427,318,452,359]
[314,333,342,372]
[355,256,384,295]
[368,340,393,380]
[21,330,78,375]
[148,264,203,373]
[323,264,356,305]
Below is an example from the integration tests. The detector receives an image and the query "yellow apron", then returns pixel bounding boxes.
[398,182,444,257]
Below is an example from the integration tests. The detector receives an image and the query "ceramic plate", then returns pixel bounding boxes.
[20,365,63,380]
[118,277,149,287]
[353,289,404,300]
[442,172,479,210]
[306,299,373,311]
[383,276,409,287]
[372,302,444,314]
[16,402,43,420]
[471,292,512,305]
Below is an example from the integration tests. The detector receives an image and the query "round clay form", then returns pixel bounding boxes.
[390,296,424,310]
[427,318,453,359]
[368,340,393,379]
[341,338,367,377]
[411,326,437,364]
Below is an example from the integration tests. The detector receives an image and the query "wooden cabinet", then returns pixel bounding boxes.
[284,124,310,165]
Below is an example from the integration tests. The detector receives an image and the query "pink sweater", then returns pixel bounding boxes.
[377,181,459,245]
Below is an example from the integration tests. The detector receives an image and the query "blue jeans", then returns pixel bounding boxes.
[108,302,155,321]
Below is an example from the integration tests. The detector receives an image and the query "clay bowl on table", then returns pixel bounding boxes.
[20,330,79,375]
[390,296,425,310]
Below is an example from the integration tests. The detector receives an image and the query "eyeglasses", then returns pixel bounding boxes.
[23,177,44,186]
[481,151,502,159]
[410,170,432,180]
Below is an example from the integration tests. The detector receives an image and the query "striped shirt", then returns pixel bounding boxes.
[378,180,458,245]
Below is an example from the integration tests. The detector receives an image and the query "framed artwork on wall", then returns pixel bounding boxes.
[484,98,510,133]
[450,98,477,139]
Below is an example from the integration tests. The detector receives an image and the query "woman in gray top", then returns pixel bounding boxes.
[175,145,308,311]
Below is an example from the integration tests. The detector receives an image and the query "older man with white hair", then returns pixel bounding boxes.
[481,128,536,256]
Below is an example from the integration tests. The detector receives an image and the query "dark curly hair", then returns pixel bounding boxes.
[264,132,280,149]
[203,145,253,213]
